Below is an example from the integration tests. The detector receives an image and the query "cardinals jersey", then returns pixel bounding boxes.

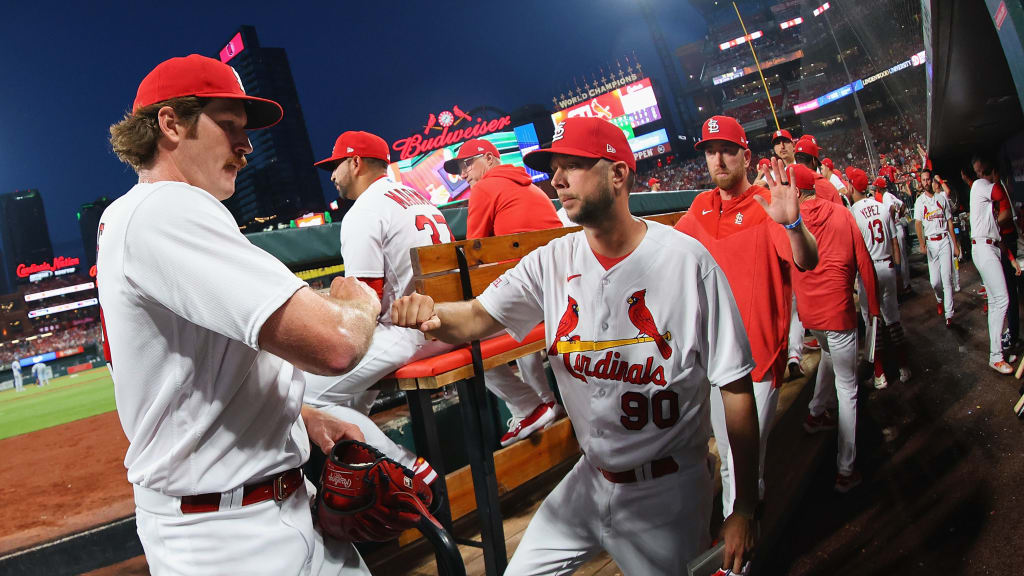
[914,193,951,237]
[97,182,309,495]
[477,221,753,472]
[341,177,452,325]
[852,197,897,261]
[880,191,905,226]
[969,179,1007,241]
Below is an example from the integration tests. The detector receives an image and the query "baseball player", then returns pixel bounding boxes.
[931,176,962,292]
[676,115,818,519]
[879,177,911,291]
[442,138,565,445]
[101,54,378,575]
[847,168,912,388]
[302,133,557,453]
[792,136,843,206]
[394,116,760,574]
[790,163,881,493]
[771,129,795,166]
[649,177,662,191]
[31,361,49,387]
[820,158,850,199]
[968,154,1015,373]
[915,168,960,326]
[10,360,23,392]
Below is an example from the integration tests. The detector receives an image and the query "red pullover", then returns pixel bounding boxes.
[466,165,561,238]
[792,197,880,330]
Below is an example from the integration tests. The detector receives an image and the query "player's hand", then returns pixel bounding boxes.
[329,276,382,319]
[391,292,442,333]
[301,405,366,454]
[721,512,755,573]
[756,158,801,228]
[919,243,927,255]
[953,243,961,259]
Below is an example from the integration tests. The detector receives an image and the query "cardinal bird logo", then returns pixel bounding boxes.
[549,295,580,356]
[626,289,672,359]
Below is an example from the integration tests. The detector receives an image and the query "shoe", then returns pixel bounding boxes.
[978,286,987,296]
[788,360,804,380]
[501,403,557,447]
[898,367,911,383]
[990,361,1014,375]
[804,338,821,351]
[945,318,953,328]
[413,457,445,516]
[873,374,889,390]
[835,470,862,493]
[803,410,838,434]
[937,302,944,316]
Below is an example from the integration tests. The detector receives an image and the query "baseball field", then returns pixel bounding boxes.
[0,367,116,440]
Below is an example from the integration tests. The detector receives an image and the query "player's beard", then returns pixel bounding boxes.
[569,178,616,227]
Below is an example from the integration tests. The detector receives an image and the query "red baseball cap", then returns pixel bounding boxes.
[757,158,772,170]
[770,129,793,144]
[790,164,817,192]
[523,117,636,172]
[845,167,869,192]
[794,136,819,159]
[648,177,661,186]
[442,139,500,174]
[132,54,283,130]
[873,177,887,188]
[821,158,834,170]
[695,115,748,151]
[315,131,391,170]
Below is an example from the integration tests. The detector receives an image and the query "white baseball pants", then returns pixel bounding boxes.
[926,236,955,319]
[859,261,900,325]
[972,242,1009,363]
[788,295,803,364]
[133,480,371,576]
[303,323,553,419]
[505,448,712,575]
[709,377,777,518]
[12,372,22,392]
[808,329,858,475]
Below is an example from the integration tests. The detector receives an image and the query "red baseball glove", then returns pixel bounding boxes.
[316,440,435,542]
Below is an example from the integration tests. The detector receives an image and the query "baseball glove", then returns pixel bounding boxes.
[316,440,435,542]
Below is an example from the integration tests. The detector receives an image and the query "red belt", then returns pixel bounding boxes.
[972,238,999,246]
[180,468,303,514]
[600,456,678,483]
[928,234,947,242]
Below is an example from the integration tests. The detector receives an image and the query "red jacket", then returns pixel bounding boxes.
[792,197,880,331]
[466,165,561,238]
[675,184,796,383]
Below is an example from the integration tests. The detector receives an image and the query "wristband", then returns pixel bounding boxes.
[783,214,802,230]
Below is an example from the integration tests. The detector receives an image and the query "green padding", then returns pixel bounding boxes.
[247,190,703,269]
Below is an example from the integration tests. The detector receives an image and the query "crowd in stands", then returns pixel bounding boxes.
[0,323,102,366]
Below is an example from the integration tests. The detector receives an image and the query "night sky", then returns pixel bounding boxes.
[0,1,706,261]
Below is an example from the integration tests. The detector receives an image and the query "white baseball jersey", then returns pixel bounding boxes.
[340,177,452,325]
[11,361,21,379]
[829,173,847,192]
[31,362,45,380]
[477,221,753,472]
[969,179,1003,241]
[97,181,309,495]
[914,193,951,237]
[852,197,897,261]
[880,191,906,226]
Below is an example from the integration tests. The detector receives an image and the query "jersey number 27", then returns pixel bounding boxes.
[415,214,453,245]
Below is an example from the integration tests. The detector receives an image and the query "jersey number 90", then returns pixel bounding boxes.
[620,390,680,430]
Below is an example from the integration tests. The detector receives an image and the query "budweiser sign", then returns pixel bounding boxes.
[392,105,512,161]
[17,256,80,279]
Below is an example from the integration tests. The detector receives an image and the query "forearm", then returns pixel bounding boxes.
[787,223,818,270]
[720,375,759,514]
[915,221,925,245]
[432,299,505,343]
[997,208,1012,228]
[892,238,902,266]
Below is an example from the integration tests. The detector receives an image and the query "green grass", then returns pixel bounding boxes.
[0,367,116,440]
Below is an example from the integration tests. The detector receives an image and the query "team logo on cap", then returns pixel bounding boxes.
[708,119,720,134]
[346,147,354,153]
[553,121,566,141]
[606,144,616,153]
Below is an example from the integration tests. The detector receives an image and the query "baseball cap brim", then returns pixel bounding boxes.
[694,137,747,152]
[204,93,283,130]
[442,158,461,175]
[313,156,342,171]
[523,146,605,173]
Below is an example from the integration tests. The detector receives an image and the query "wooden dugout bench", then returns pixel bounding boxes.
[384,211,684,576]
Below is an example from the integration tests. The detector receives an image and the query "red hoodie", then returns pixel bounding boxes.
[792,197,880,331]
[467,165,561,238]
